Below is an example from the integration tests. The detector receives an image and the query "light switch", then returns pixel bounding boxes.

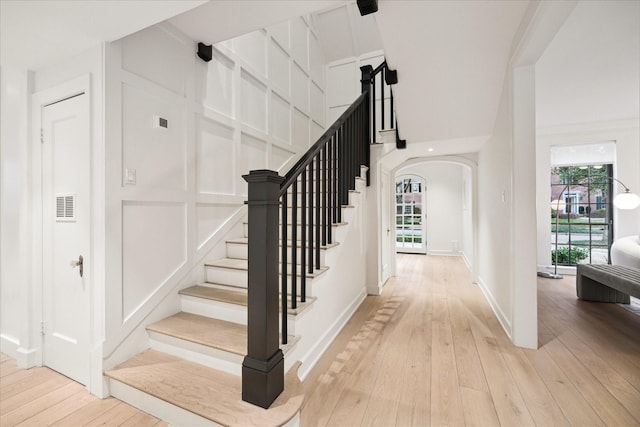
[125,168,136,185]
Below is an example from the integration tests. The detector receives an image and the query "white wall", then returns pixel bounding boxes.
[325,51,387,135]
[395,162,464,256]
[477,79,514,339]
[0,67,32,362]
[103,17,327,367]
[461,166,473,268]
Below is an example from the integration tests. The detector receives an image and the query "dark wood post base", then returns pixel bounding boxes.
[242,350,285,409]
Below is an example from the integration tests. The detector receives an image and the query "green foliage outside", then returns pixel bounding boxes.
[554,165,610,196]
[551,247,589,265]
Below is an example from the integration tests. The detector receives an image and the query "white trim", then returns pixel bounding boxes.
[296,288,367,381]
[427,250,461,257]
[461,252,472,272]
[476,277,512,340]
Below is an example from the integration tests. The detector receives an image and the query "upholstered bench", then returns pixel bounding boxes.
[576,264,640,304]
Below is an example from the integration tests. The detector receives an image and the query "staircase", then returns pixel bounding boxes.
[105,59,397,426]
[104,172,367,427]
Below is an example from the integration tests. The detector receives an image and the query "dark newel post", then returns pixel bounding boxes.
[242,169,285,409]
[360,65,373,185]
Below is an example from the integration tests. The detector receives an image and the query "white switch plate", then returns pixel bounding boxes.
[125,168,136,185]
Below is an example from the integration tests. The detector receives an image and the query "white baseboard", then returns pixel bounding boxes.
[366,281,383,296]
[297,288,367,381]
[428,250,461,257]
[1,334,38,368]
[461,252,472,271]
[476,277,512,339]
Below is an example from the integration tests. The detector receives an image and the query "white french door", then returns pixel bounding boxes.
[395,176,426,254]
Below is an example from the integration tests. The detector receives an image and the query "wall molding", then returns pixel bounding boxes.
[476,276,512,339]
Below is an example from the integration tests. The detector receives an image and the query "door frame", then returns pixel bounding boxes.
[394,174,427,254]
[31,74,102,394]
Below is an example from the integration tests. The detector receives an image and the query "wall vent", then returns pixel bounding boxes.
[56,194,75,222]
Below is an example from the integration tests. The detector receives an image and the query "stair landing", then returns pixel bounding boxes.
[106,349,303,427]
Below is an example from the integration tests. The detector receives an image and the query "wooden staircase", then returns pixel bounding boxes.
[104,173,366,427]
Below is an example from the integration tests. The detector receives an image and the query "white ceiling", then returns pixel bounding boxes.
[313,2,382,62]
[168,1,345,47]
[536,0,640,129]
[374,0,530,143]
[2,0,636,153]
[0,0,345,71]
[0,0,207,70]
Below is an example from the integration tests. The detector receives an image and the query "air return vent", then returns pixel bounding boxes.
[56,194,75,222]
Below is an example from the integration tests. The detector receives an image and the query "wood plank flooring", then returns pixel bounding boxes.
[2,254,639,426]
[301,254,640,427]
[0,358,167,426]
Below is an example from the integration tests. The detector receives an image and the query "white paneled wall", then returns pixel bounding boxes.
[105,17,326,359]
[326,51,394,137]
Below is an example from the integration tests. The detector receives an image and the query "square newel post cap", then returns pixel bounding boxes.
[360,65,374,82]
[242,169,284,184]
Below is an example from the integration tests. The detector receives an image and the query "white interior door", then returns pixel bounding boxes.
[41,93,90,385]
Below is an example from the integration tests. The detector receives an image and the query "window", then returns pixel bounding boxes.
[550,164,613,265]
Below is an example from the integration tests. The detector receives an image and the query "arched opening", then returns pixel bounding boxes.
[383,156,478,283]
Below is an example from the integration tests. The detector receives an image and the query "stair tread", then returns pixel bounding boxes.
[147,312,247,355]
[205,258,330,278]
[180,284,317,315]
[105,349,303,427]
[147,312,299,355]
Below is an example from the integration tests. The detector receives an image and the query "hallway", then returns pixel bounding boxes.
[301,254,640,426]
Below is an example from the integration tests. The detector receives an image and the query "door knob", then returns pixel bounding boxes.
[70,255,84,278]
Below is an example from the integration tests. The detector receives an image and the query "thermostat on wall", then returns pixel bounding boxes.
[153,115,168,129]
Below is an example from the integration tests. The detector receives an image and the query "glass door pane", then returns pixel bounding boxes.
[395,176,426,254]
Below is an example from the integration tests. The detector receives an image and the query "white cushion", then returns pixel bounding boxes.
[611,235,640,269]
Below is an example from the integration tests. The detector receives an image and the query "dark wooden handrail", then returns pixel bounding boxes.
[279,92,368,196]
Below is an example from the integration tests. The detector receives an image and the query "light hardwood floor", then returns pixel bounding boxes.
[0,356,167,426]
[2,254,639,426]
[301,254,640,426]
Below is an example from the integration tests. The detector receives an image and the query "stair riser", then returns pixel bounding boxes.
[181,295,247,325]
[244,224,345,239]
[180,296,298,333]
[205,266,321,292]
[148,331,243,377]
[108,380,223,427]
[226,242,327,265]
